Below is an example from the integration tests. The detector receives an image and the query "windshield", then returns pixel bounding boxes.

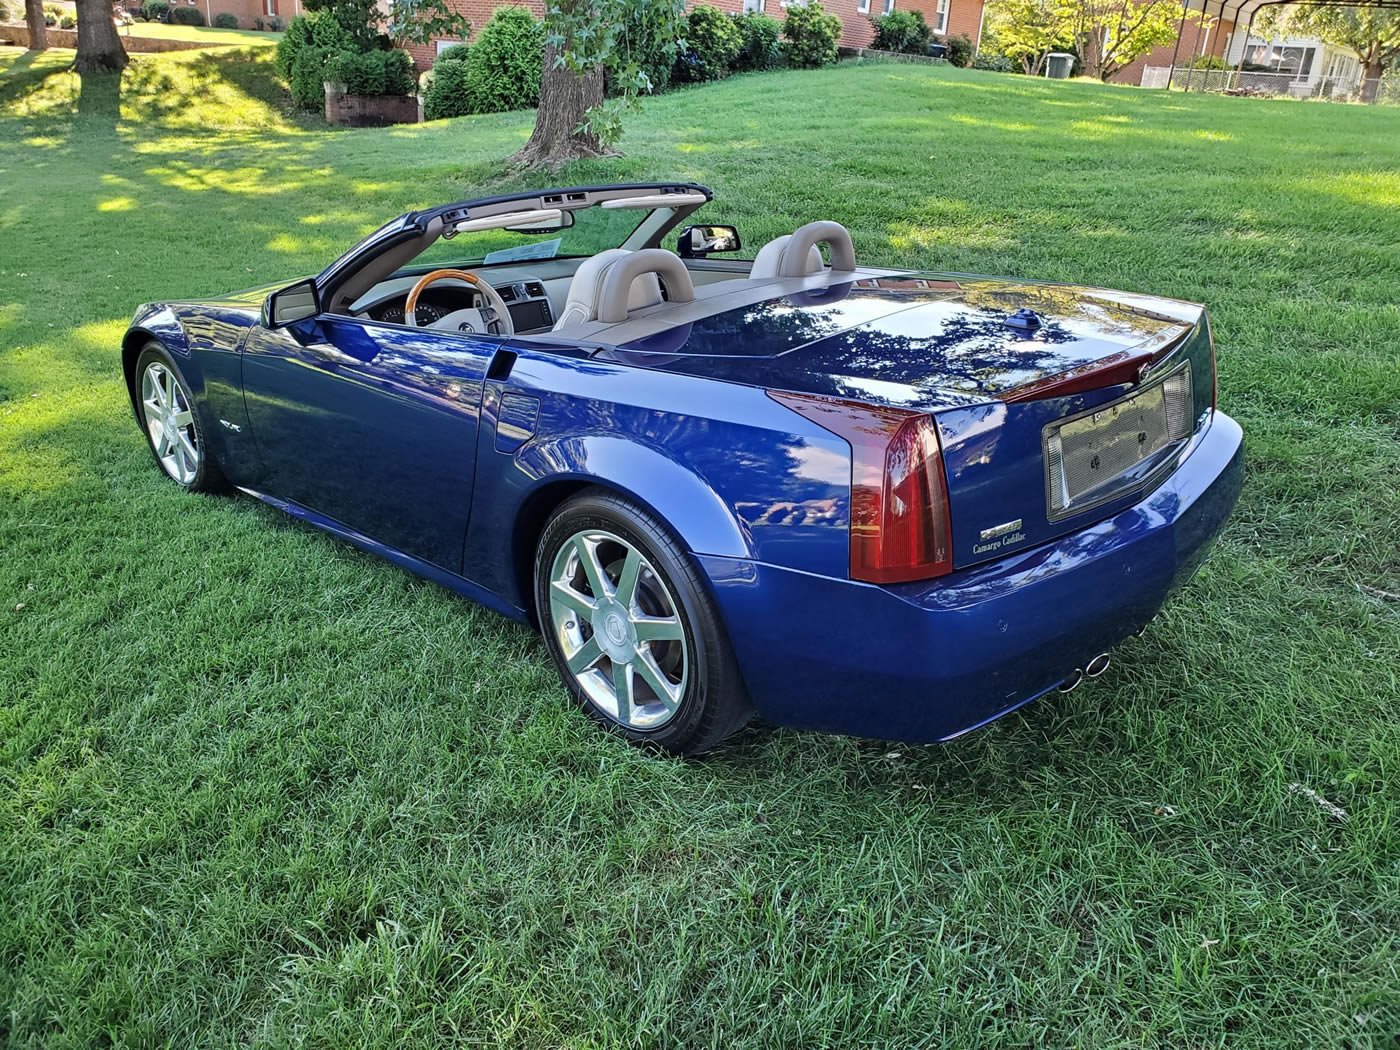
[410,204,650,270]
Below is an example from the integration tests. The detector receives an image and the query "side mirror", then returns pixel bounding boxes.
[265,279,320,328]
[678,224,742,258]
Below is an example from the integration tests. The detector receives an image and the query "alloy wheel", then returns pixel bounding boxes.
[141,360,200,485]
[547,529,689,730]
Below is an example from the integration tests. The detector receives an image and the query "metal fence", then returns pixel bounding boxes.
[1141,66,1400,104]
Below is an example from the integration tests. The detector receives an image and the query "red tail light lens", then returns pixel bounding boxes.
[768,391,953,584]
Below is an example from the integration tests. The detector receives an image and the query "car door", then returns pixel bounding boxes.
[240,313,498,573]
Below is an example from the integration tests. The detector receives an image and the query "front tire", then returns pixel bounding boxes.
[535,490,752,755]
[134,342,224,493]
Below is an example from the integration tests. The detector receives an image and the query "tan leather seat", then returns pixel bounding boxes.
[553,249,696,331]
[750,221,857,280]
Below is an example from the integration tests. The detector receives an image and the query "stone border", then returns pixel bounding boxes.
[838,46,951,65]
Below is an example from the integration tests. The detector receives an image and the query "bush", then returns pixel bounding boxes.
[213,10,238,27]
[59,12,75,26]
[461,7,543,113]
[673,4,742,83]
[325,47,415,94]
[944,32,973,67]
[141,0,167,18]
[1187,54,1227,69]
[732,11,781,71]
[421,56,470,118]
[870,9,929,54]
[300,0,379,50]
[971,52,1013,72]
[168,5,204,25]
[435,42,469,64]
[615,5,676,94]
[267,15,282,29]
[781,0,840,68]
[277,11,350,84]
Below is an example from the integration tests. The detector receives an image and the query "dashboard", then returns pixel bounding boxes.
[356,276,556,333]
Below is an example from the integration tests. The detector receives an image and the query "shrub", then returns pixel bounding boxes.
[325,47,415,94]
[971,52,1013,72]
[267,15,282,29]
[252,15,263,27]
[461,7,543,113]
[435,42,469,64]
[944,32,973,67]
[213,10,238,27]
[277,11,350,84]
[141,0,167,18]
[781,0,840,68]
[870,9,929,54]
[732,11,782,71]
[59,12,75,26]
[168,5,205,25]
[301,0,380,50]
[421,55,471,118]
[1187,54,1226,69]
[672,4,742,83]
[615,5,676,94]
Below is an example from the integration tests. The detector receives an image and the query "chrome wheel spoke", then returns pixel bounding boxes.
[550,580,596,618]
[567,635,603,674]
[574,536,611,599]
[633,615,682,643]
[634,649,680,711]
[614,548,642,607]
[172,408,193,429]
[611,661,632,723]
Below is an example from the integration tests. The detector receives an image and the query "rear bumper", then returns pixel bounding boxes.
[700,411,1245,743]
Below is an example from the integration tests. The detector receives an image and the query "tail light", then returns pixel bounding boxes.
[768,391,953,584]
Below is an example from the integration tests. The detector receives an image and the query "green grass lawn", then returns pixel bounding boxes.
[117,21,283,45]
[2,46,1398,1049]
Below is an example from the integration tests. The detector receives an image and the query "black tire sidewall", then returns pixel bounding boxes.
[134,342,221,493]
[534,492,747,754]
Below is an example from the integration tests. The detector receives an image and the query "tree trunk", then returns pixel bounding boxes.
[1360,57,1383,103]
[24,0,49,51]
[510,44,610,170]
[73,0,128,74]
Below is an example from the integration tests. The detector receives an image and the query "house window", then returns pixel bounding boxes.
[743,0,765,10]
[435,37,468,55]
[882,0,895,12]
[857,0,869,12]
[933,0,948,33]
[265,0,277,15]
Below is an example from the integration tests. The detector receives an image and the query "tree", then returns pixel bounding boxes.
[24,0,49,52]
[1061,0,1193,80]
[1257,4,1400,101]
[511,0,687,170]
[73,0,128,73]
[984,0,1072,74]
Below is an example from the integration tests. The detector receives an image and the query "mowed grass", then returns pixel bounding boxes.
[117,22,284,44]
[2,46,1398,1049]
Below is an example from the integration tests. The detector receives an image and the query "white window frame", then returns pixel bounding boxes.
[742,0,765,10]
[881,0,895,13]
[933,0,949,34]
[857,0,869,13]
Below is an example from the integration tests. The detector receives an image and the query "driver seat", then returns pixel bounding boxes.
[553,249,697,332]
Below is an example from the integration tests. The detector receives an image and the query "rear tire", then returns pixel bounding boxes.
[134,342,225,493]
[534,489,752,755]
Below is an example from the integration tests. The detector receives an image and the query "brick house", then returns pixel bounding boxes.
[145,0,306,30]
[403,0,987,71]
[1110,10,1236,84]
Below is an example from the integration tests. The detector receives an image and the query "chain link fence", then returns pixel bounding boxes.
[1141,65,1400,104]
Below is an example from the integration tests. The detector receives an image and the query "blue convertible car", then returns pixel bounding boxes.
[123,182,1244,753]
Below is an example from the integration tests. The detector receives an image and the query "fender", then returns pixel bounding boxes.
[462,426,754,614]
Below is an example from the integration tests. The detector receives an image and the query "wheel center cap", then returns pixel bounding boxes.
[604,613,626,646]
[592,599,635,662]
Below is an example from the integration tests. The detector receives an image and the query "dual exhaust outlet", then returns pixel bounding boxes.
[1058,653,1111,692]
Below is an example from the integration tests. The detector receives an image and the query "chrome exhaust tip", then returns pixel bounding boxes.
[1085,653,1111,678]
[1058,669,1084,693]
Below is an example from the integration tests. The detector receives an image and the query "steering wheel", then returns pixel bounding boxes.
[404,268,515,337]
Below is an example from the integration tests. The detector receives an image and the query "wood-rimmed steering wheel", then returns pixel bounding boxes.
[404,268,515,337]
